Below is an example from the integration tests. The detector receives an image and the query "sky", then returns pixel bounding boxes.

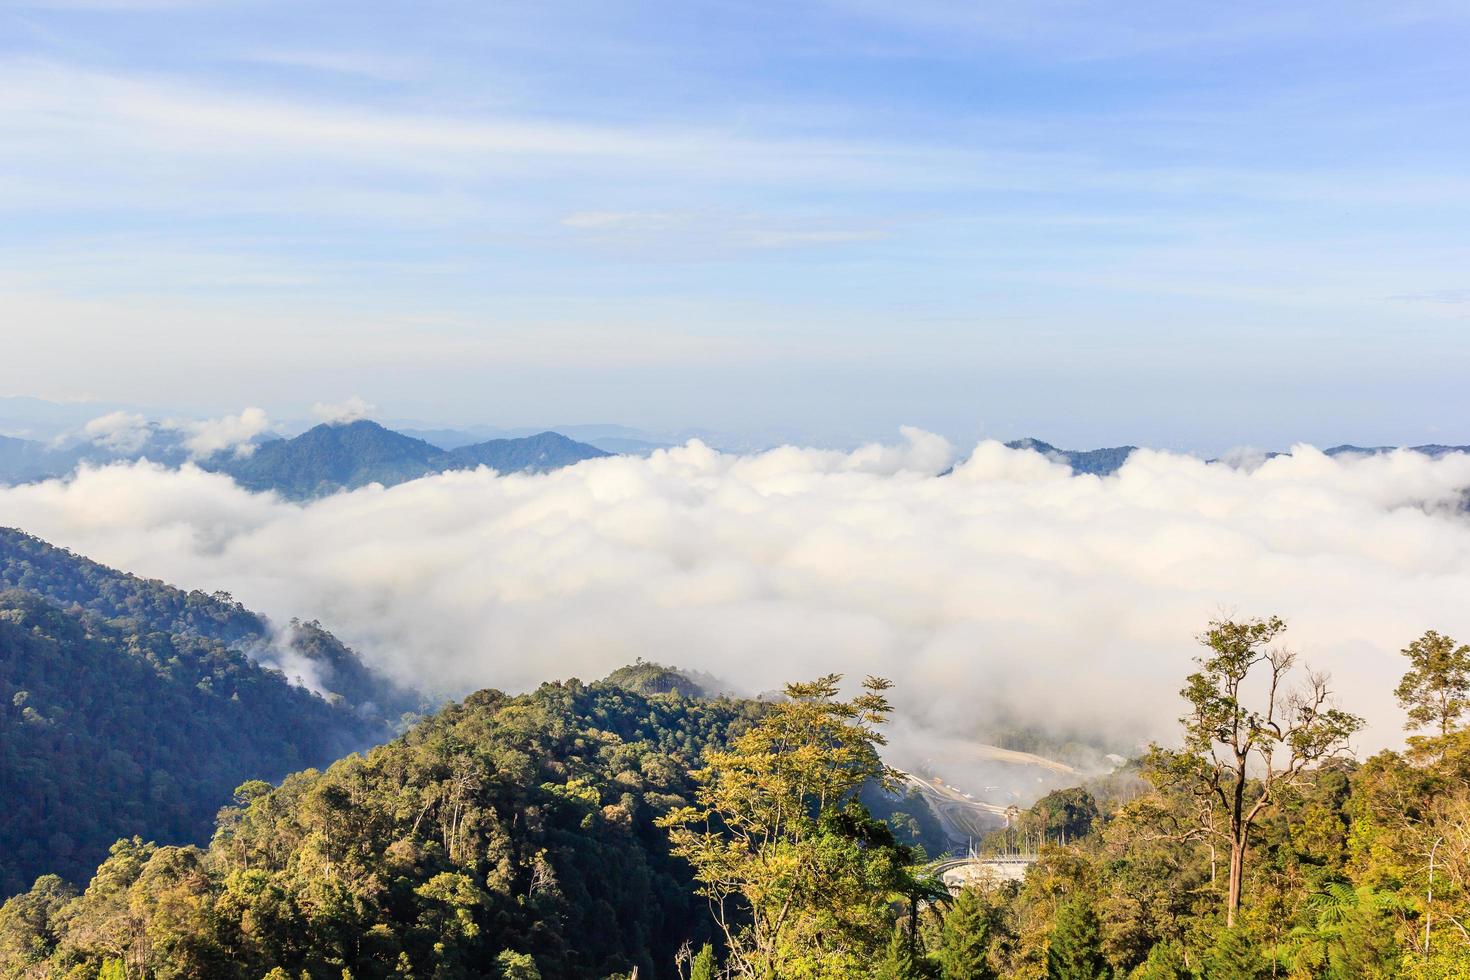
[2,1,1469,452]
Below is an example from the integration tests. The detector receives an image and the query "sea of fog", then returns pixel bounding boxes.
[3,430,1469,781]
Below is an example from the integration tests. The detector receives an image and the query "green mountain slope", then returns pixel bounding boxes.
[0,679,765,979]
[0,529,418,896]
[213,420,447,497]
[0,528,415,719]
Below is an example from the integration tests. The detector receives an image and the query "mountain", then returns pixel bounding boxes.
[0,528,417,895]
[448,430,610,472]
[0,528,416,718]
[1005,437,1139,476]
[0,677,766,979]
[0,436,69,485]
[0,425,194,486]
[213,420,447,497]
[209,420,610,498]
[1324,443,1470,458]
[601,660,711,698]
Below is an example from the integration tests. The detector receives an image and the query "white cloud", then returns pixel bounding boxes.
[312,396,375,424]
[0,61,946,191]
[174,407,273,459]
[70,407,272,460]
[80,410,151,453]
[2,436,1468,772]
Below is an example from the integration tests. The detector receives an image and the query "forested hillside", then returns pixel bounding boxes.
[7,617,1470,978]
[0,529,417,896]
[0,680,766,979]
[0,528,415,719]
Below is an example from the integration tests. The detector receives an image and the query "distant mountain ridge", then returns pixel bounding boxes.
[1004,437,1140,476]
[209,420,610,498]
[5,417,1469,488]
[1004,437,1470,477]
[0,420,611,498]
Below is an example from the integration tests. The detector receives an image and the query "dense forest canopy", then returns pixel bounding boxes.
[0,527,416,721]
[1,679,767,980]
[11,628,1470,978]
[0,529,418,897]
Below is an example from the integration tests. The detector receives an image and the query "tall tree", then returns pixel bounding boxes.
[874,921,922,980]
[934,886,995,980]
[689,943,717,980]
[659,674,908,978]
[1396,630,1470,737]
[1046,896,1108,980]
[1148,617,1362,926]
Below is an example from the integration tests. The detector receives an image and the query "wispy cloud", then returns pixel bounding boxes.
[0,60,948,188]
[558,209,888,250]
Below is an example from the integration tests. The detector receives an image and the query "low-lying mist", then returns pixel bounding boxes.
[3,430,1468,770]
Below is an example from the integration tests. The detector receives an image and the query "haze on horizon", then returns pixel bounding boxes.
[3,1,1469,453]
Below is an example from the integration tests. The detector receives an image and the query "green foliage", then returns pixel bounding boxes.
[0,680,761,979]
[984,787,1099,854]
[1203,928,1263,980]
[934,887,995,980]
[0,876,73,977]
[659,674,914,978]
[11,617,1470,979]
[0,529,416,897]
[494,950,542,980]
[1047,897,1109,979]
[1131,940,1188,979]
[1149,616,1363,926]
[1396,630,1470,737]
[875,921,923,980]
[602,660,707,698]
[689,943,716,980]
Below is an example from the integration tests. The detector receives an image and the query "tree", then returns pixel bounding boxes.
[1203,927,1263,980]
[875,921,923,980]
[1046,896,1109,980]
[1148,617,1362,926]
[0,873,75,975]
[659,674,908,978]
[1396,631,1470,737]
[934,887,995,980]
[494,950,541,980]
[1132,939,1189,979]
[690,943,717,980]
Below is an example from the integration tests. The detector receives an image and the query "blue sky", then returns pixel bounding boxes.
[2,0,1468,451]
